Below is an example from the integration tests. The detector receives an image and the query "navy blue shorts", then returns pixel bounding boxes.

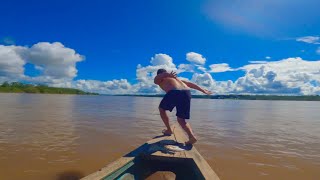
[159,90,191,119]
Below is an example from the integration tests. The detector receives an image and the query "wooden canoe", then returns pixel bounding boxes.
[81,123,220,180]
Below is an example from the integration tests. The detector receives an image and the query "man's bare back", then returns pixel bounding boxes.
[159,77,189,93]
[154,70,212,95]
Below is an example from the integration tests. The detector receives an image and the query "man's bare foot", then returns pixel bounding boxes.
[185,137,197,145]
[162,129,173,136]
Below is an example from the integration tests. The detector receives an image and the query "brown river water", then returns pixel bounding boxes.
[0,93,319,180]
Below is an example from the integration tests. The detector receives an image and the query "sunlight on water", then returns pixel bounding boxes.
[0,94,319,180]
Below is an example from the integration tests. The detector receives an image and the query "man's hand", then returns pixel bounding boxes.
[154,71,177,85]
[202,89,213,95]
[169,71,177,78]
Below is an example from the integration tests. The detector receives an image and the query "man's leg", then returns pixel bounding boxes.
[177,117,197,144]
[159,107,172,134]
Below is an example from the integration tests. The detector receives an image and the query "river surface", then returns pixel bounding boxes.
[0,93,319,180]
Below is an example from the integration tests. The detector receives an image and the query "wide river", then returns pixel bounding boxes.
[0,93,319,180]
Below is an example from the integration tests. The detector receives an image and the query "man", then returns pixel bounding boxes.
[154,68,212,145]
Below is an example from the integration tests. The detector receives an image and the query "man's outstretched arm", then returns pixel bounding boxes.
[182,80,212,95]
[154,71,177,85]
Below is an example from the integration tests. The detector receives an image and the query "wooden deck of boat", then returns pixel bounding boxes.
[81,123,220,180]
[150,123,220,179]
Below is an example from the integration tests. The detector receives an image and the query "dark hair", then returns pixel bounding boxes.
[157,69,167,75]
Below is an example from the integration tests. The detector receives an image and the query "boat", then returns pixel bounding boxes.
[81,123,220,180]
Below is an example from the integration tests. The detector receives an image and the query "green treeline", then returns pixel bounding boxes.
[0,82,98,95]
[114,94,320,101]
[192,94,320,101]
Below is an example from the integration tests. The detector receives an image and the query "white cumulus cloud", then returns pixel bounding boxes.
[191,73,215,88]
[1,42,320,95]
[26,42,84,81]
[150,53,175,67]
[0,45,26,80]
[0,42,84,85]
[186,52,206,65]
[177,64,195,73]
[234,57,320,94]
[73,56,320,95]
[209,63,233,73]
[75,79,131,94]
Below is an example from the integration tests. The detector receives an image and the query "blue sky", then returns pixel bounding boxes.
[1,0,320,94]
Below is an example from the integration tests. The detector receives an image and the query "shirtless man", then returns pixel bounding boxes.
[154,69,212,145]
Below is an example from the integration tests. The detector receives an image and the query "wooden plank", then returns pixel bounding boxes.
[150,138,174,158]
[172,123,220,180]
[147,127,177,158]
[81,142,149,180]
[172,124,188,144]
[81,157,134,180]
[189,148,220,180]
[172,124,188,158]
[152,150,173,158]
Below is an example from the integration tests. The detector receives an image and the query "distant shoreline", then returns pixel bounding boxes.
[111,94,320,101]
[0,82,98,95]
[1,82,319,100]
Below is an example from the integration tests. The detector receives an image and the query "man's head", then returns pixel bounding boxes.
[157,68,167,75]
